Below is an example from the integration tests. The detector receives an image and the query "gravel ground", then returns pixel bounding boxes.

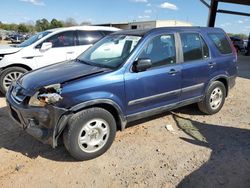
[0,56,249,188]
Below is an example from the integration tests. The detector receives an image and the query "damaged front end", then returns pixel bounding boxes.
[6,82,71,147]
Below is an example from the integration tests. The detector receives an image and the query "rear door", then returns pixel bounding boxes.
[179,32,211,101]
[125,33,182,116]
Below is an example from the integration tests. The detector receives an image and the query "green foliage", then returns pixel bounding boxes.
[50,19,64,29]
[227,33,248,39]
[35,18,50,31]
[17,24,30,33]
[0,18,91,33]
[0,23,18,31]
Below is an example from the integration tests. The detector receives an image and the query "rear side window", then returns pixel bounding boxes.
[77,31,104,45]
[180,33,209,62]
[208,33,232,54]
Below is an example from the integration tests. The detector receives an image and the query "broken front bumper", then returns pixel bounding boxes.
[6,86,69,147]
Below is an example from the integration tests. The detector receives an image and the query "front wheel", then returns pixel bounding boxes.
[63,107,117,161]
[0,67,27,94]
[198,81,226,115]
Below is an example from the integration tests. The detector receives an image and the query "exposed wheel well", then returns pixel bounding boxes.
[56,103,124,147]
[4,64,32,71]
[216,77,228,96]
[75,103,123,131]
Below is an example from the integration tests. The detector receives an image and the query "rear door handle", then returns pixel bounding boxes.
[67,51,74,54]
[208,62,216,68]
[168,69,179,75]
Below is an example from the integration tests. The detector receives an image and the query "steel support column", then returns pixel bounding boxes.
[208,0,219,27]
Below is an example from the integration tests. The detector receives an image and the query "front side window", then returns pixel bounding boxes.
[77,31,104,45]
[180,33,209,62]
[18,31,51,48]
[43,31,75,48]
[138,34,176,68]
[208,33,232,54]
[78,34,141,68]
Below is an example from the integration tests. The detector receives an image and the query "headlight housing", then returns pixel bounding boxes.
[29,84,63,107]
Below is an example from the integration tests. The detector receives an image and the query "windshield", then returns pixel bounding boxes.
[77,34,142,69]
[17,31,51,48]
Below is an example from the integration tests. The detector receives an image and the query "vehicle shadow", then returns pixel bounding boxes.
[237,55,250,79]
[0,106,75,162]
[173,113,250,188]
[172,104,205,116]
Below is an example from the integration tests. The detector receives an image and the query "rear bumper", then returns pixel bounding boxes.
[6,89,69,147]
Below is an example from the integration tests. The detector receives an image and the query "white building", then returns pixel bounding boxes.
[95,20,192,30]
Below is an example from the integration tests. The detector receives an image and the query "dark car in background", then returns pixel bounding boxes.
[9,34,26,44]
[230,36,245,53]
[6,27,237,160]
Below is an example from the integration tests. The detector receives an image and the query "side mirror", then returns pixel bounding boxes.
[133,58,152,72]
[40,42,52,51]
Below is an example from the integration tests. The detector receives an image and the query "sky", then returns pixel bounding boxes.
[0,0,249,34]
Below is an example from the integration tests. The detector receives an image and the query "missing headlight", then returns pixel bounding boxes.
[29,84,63,106]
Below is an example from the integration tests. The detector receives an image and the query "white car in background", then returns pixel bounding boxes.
[0,26,119,94]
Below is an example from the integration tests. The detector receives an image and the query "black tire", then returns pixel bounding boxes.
[198,81,226,115]
[63,107,117,161]
[0,67,27,94]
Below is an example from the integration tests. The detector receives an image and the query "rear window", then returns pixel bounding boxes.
[208,33,232,54]
[77,31,104,45]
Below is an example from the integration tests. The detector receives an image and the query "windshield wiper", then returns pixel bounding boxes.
[75,58,114,70]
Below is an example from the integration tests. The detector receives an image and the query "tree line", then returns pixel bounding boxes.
[227,33,249,40]
[0,18,91,33]
[0,18,248,39]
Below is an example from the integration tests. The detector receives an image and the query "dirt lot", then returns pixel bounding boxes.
[0,40,10,45]
[0,56,249,188]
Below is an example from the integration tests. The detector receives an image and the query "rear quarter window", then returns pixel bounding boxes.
[208,33,232,54]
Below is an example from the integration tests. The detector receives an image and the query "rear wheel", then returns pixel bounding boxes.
[198,81,226,115]
[63,107,116,161]
[0,67,27,94]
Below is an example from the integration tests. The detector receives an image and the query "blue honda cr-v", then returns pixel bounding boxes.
[6,27,237,160]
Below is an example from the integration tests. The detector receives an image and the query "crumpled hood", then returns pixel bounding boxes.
[18,60,111,92]
[0,45,22,54]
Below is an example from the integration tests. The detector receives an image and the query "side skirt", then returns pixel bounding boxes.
[126,96,203,123]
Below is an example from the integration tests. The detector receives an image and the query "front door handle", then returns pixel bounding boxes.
[67,51,74,54]
[168,69,179,75]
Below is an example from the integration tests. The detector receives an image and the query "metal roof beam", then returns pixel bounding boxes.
[217,9,250,17]
[200,0,210,8]
[216,0,250,6]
